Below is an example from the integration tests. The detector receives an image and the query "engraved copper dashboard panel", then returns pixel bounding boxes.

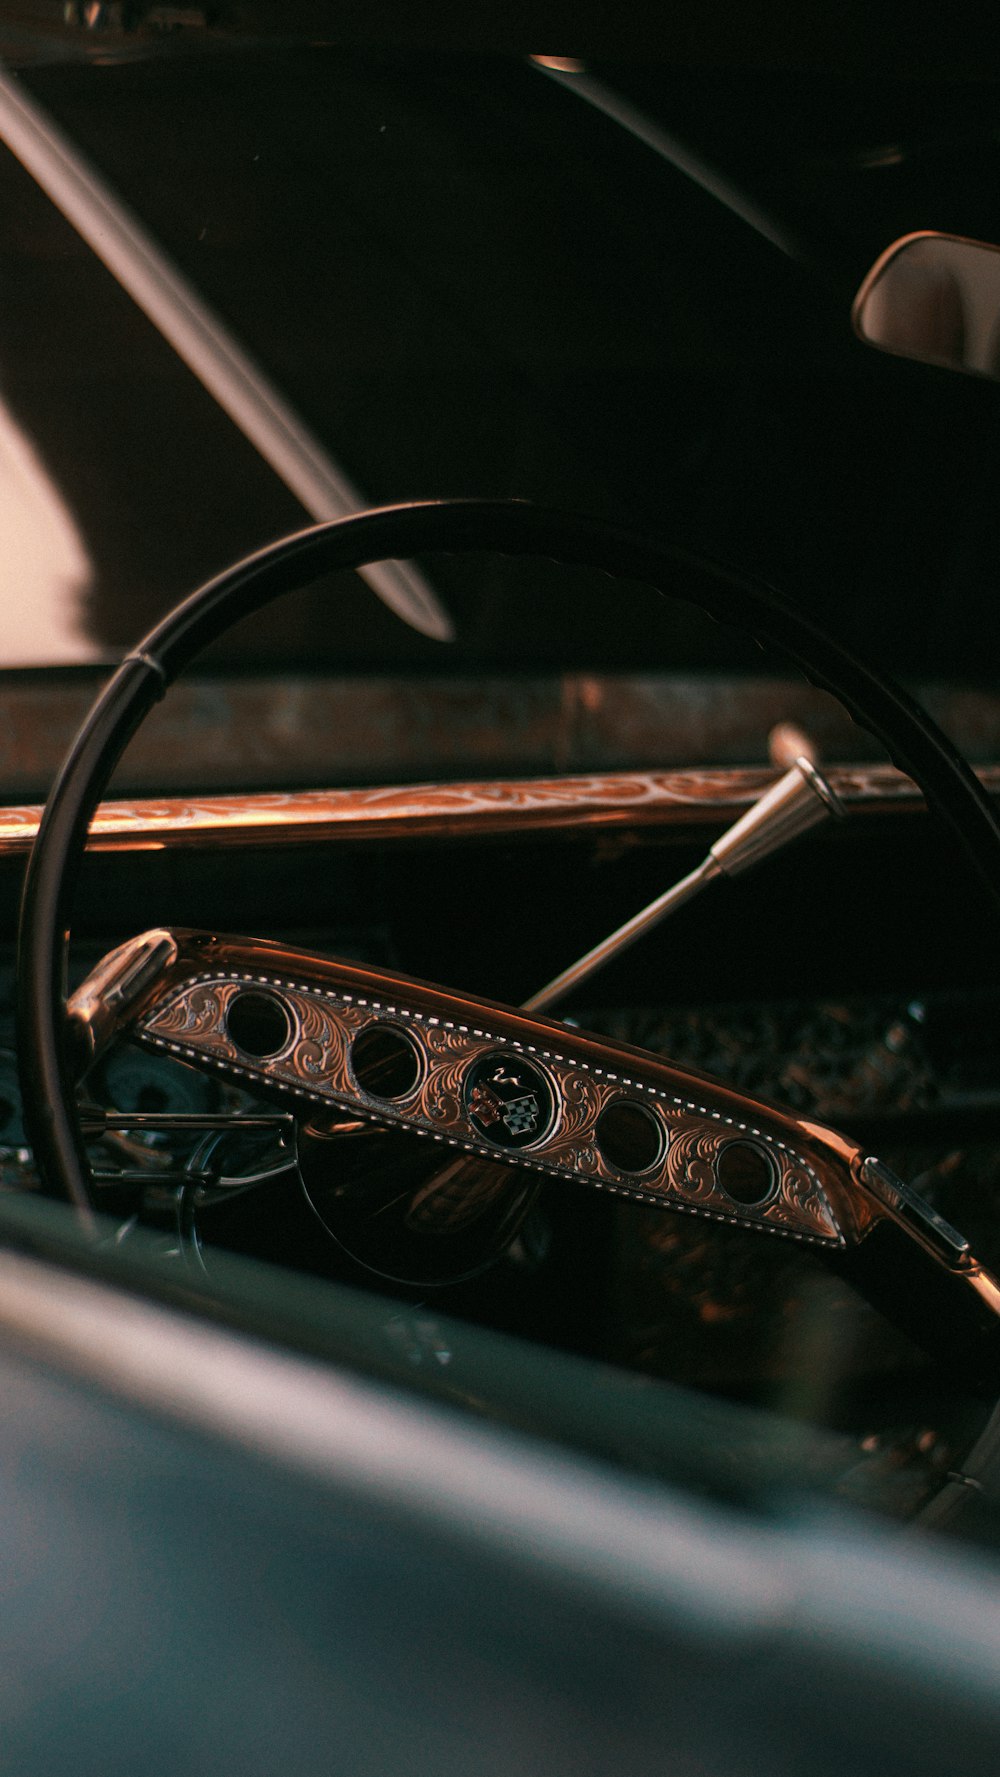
[2,762,998,857]
[135,943,853,1247]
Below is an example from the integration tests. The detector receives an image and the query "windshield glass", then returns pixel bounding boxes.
[0,47,997,676]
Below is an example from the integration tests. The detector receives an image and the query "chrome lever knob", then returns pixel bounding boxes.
[709,756,843,879]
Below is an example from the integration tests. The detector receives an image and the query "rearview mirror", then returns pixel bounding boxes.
[853,232,1000,381]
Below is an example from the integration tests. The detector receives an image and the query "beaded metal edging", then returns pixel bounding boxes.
[138,967,844,1248]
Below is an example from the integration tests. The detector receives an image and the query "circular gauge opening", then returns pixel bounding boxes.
[226,989,292,1059]
[716,1139,776,1206]
[594,1099,664,1174]
[351,1024,422,1101]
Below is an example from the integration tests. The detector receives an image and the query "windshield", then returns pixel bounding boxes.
[1,50,1000,700]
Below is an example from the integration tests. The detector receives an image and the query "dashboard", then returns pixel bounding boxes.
[3,768,1000,1528]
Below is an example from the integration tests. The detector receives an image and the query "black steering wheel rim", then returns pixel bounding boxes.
[17,497,1000,1216]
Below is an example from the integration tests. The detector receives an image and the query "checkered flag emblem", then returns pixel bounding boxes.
[502,1094,539,1136]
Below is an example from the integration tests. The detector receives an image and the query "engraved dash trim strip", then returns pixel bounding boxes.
[138,968,844,1247]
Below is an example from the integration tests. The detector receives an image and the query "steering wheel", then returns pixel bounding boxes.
[16,499,1000,1386]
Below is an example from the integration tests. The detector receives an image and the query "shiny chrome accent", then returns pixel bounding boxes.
[859,1156,972,1267]
[848,1153,1000,1369]
[523,857,719,1011]
[0,67,451,642]
[67,928,178,1067]
[524,757,841,1011]
[79,1111,295,1136]
[708,756,843,877]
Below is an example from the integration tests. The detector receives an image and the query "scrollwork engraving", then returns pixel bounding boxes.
[138,967,845,1248]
